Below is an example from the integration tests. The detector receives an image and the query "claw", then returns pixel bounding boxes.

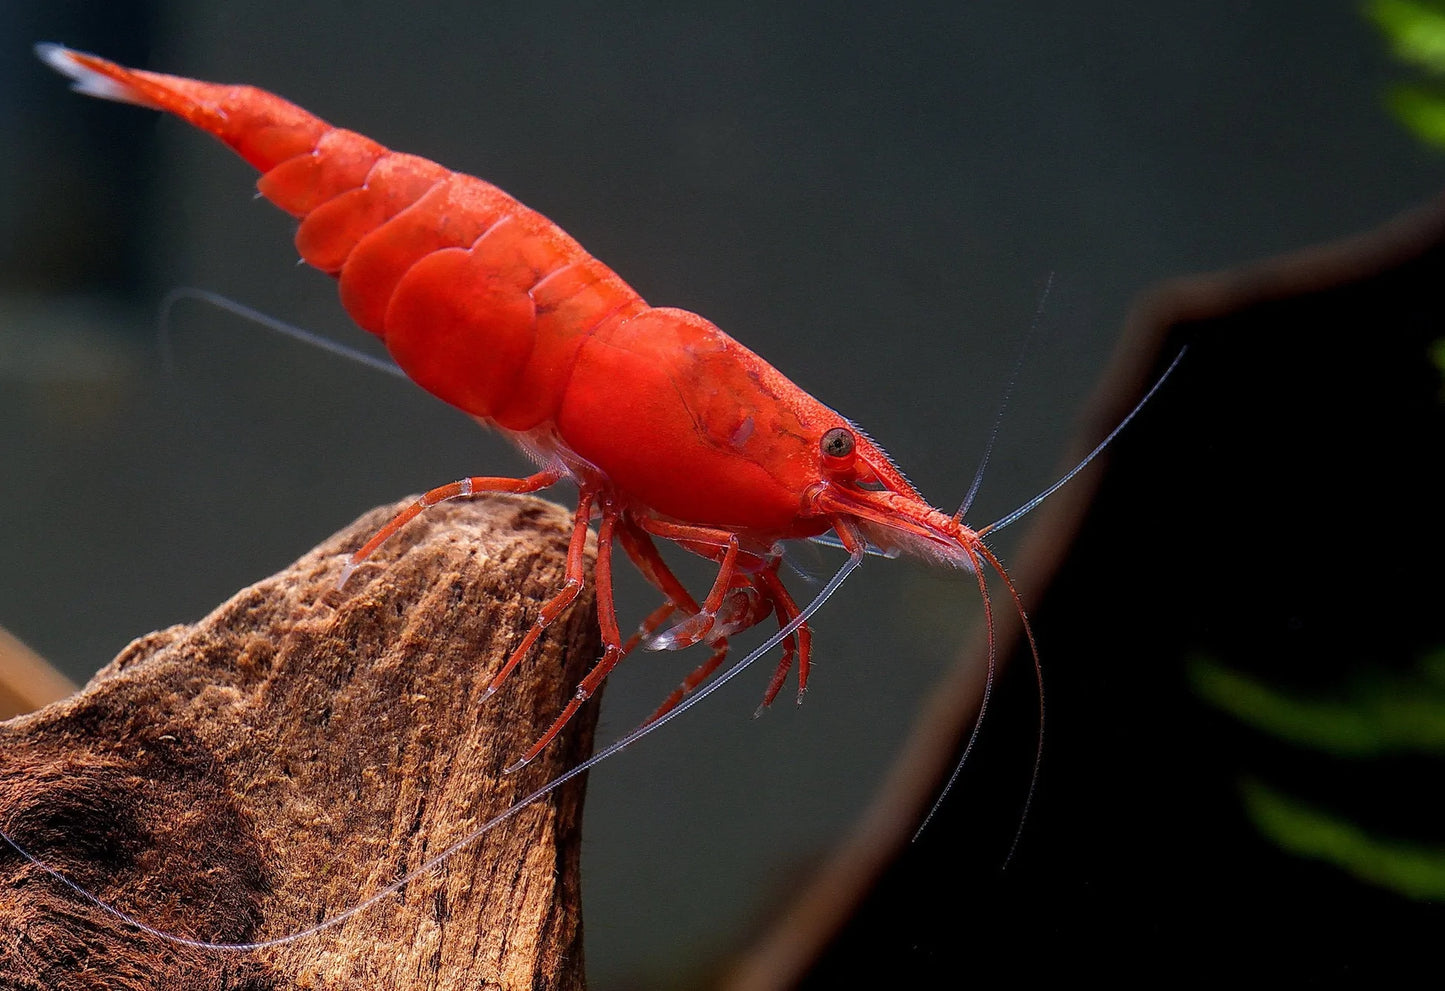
[644,609,716,651]
[335,558,360,590]
[645,586,767,651]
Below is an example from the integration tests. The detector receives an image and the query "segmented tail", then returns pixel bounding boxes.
[36,44,327,173]
[38,45,650,429]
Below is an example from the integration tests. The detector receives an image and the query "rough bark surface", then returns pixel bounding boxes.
[0,495,598,990]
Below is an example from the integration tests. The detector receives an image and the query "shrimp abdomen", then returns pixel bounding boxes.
[39,44,649,429]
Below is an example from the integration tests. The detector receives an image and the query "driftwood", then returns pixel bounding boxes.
[0,495,598,990]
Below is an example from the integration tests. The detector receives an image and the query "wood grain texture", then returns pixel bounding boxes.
[0,495,599,990]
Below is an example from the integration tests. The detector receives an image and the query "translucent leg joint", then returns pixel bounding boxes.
[644,586,764,652]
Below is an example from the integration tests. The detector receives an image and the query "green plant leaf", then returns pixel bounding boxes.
[1189,653,1445,756]
[1430,337,1445,379]
[1242,779,1445,900]
[1367,0,1445,72]
[1387,83,1445,146]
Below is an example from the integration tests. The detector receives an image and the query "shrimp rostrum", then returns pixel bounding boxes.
[39,46,1042,767]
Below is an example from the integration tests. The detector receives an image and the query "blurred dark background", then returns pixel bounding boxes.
[808,211,1445,984]
[1,2,1440,986]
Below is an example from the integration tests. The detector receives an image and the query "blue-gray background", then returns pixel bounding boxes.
[1,3,1437,986]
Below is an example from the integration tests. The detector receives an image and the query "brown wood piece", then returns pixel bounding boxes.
[0,494,599,990]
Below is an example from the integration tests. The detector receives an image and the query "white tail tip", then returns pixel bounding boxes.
[34,42,158,108]
[34,42,78,74]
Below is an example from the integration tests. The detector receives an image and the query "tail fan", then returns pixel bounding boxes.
[34,43,327,172]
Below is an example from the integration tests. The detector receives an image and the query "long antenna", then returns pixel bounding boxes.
[159,287,408,380]
[955,272,1054,522]
[913,346,1187,850]
[980,346,1188,538]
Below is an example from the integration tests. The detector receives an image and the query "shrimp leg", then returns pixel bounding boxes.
[616,521,757,725]
[615,518,703,616]
[340,468,566,586]
[615,519,772,659]
[634,518,816,716]
[483,482,598,699]
[617,601,681,658]
[633,519,748,647]
[508,500,626,769]
[751,565,811,709]
[640,566,808,721]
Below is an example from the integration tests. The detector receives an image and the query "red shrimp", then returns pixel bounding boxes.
[38,43,1042,769]
[25,46,1193,954]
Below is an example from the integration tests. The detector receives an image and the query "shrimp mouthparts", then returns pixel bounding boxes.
[812,483,983,571]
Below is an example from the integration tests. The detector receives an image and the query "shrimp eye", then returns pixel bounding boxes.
[820,427,856,461]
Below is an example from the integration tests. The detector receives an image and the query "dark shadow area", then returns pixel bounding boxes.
[801,195,1445,985]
